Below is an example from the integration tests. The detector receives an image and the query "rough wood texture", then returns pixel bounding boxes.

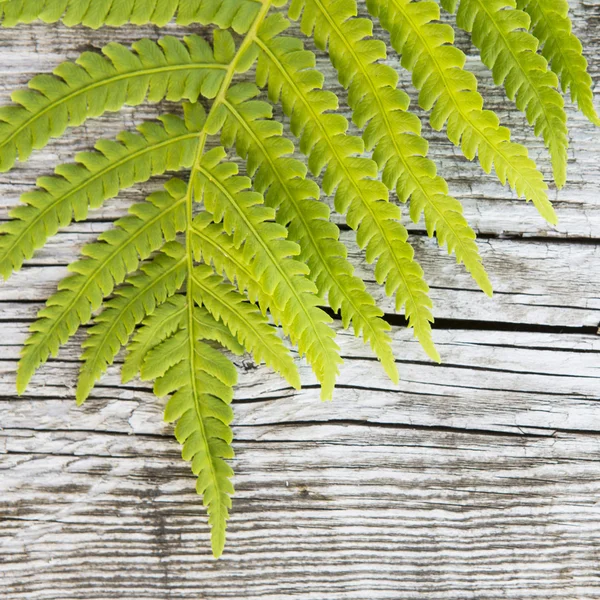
[1,2,600,599]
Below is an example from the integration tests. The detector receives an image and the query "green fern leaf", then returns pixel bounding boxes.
[220,82,399,382]
[193,146,341,398]
[0,105,203,280]
[0,35,229,173]
[453,0,569,188]
[367,0,557,224]
[76,242,187,405]
[256,13,440,363]
[141,304,237,558]
[0,0,262,31]
[516,0,600,127]
[290,0,492,296]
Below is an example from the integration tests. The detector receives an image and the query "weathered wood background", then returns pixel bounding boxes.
[2,2,600,598]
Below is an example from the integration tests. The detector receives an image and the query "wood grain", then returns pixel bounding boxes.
[1,1,600,599]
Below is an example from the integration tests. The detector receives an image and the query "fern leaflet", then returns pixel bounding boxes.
[141,303,237,558]
[291,0,492,295]
[452,0,569,188]
[367,0,557,224]
[190,264,300,391]
[256,13,440,362]
[123,295,244,384]
[516,0,600,127]
[0,0,263,30]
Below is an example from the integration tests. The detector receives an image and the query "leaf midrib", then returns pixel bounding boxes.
[183,0,273,555]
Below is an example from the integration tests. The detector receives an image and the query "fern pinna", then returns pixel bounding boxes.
[0,0,596,557]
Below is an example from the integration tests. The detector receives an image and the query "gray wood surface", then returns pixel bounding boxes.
[1,2,600,599]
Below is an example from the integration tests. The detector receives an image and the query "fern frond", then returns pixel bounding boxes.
[516,0,600,127]
[190,264,300,391]
[0,35,228,173]
[0,105,203,280]
[76,242,187,405]
[0,0,262,31]
[193,146,341,398]
[1,0,594,559]
[367,0,557,224]
[453,0,569,188]
[220,82,399,382]
[291,0,491,296]
[256,14,439,363]
[141,304,237,557]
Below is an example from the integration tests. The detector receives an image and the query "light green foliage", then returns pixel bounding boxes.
[122,295,185,382]
[452,0,569,188]
[142,300,238,558]
[0,0,596,557]
[368,0,557,223]
[516,0,600,126]
[257,13,439,362]
[190,263,301,390]
[0,0,262,30]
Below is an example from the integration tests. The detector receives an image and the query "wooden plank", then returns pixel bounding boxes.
[1,1,600,598]
[1,325,598,437]
[2,425,600,599]
[1,230,598,327]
